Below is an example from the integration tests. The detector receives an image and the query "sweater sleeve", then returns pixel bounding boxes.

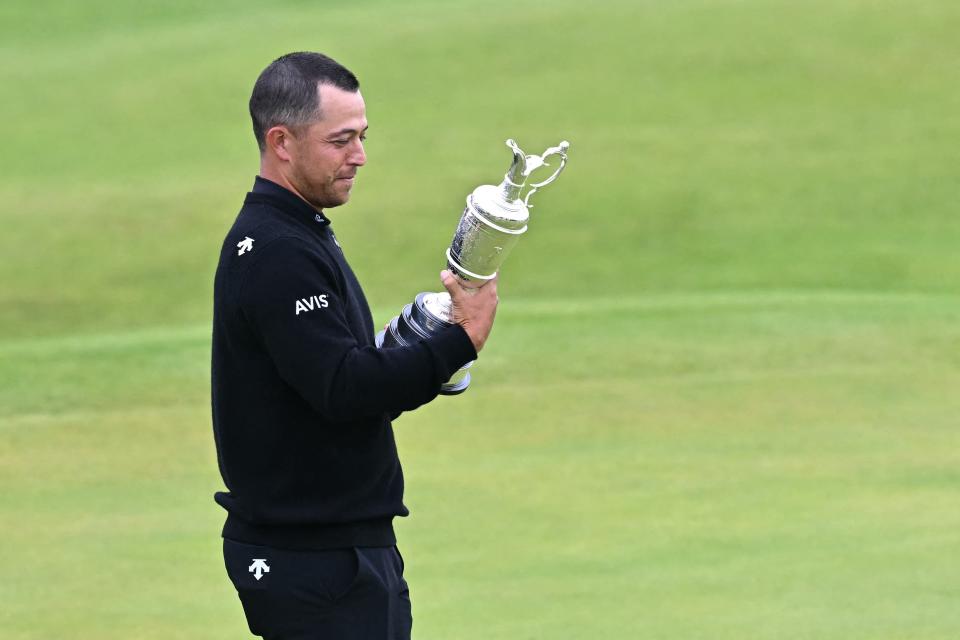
[238,237,476,422]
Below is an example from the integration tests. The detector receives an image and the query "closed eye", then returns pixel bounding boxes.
[327,126,369,146]
[331,135,365,147]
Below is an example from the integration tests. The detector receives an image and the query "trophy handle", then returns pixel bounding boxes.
[523,140,570,207]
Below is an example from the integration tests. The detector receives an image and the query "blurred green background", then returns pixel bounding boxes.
[1,0,959,637]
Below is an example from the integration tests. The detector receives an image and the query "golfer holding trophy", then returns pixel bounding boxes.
[377,138,570,393]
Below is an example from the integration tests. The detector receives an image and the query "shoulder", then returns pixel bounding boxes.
[224,201,303,257]
[216,200,344,303]
[237,234,343,301]
[220,200,334,272]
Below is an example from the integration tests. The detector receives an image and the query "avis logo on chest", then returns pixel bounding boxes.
[295,295,329,315]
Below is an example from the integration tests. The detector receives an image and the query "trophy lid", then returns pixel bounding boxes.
[499,139,570,207]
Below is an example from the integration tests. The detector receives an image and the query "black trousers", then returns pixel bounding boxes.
[223,539,412,639]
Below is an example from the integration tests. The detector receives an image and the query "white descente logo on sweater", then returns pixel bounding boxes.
[295,295,329,315]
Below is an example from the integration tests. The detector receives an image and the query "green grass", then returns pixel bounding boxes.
[2,0,959,638]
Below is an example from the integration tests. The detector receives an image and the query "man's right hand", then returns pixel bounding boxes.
[440,270,498,352]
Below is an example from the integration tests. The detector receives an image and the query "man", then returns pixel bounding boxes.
[211,52,498,639]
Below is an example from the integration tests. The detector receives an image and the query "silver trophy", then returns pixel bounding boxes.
[376,138,570,394]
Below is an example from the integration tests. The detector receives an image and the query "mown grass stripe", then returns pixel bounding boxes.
[1,289,956,357]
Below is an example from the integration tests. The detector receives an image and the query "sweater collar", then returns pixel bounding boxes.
[249,175,331,227]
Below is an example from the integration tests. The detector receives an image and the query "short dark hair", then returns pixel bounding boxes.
[249,52,360,152]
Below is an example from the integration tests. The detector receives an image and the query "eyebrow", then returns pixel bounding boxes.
[327,125,369,138]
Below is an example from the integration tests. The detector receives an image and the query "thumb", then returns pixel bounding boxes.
[440,270,459,298]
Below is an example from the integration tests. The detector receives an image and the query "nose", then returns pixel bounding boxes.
[349,138,366,167]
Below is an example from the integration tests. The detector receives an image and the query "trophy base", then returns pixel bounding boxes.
[439,371,471,395]
[376,292,474,395]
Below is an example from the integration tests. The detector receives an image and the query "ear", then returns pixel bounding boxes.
[265,125,295,162]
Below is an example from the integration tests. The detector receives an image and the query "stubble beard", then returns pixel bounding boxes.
[292,168,349,211]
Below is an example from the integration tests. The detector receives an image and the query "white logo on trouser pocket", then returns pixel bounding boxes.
[249,558,270,580]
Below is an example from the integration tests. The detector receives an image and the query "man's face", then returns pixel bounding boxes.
[285,84,368,211]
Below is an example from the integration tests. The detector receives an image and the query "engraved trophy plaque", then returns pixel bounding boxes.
[376,138,570,394]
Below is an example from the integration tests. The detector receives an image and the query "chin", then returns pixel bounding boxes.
[318,197,349,210]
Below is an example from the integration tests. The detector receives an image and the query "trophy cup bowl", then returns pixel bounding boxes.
[376,138,570,394]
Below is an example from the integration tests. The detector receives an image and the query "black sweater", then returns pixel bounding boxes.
[211,176,476,550]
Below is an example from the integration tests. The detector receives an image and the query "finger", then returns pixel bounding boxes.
[440,270,460,298]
